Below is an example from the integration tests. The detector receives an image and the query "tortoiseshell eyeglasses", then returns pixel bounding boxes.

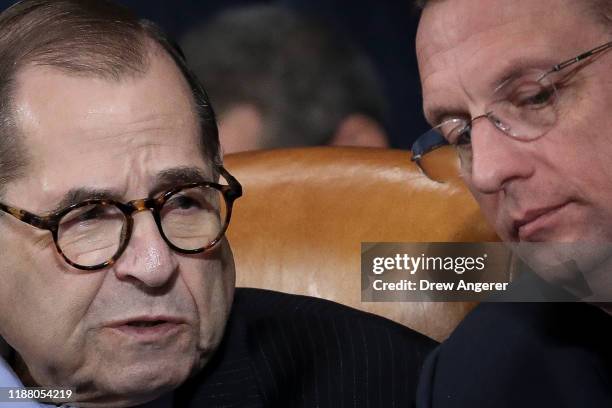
[0,166,242,271]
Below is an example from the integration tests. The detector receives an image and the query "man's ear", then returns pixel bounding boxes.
[217,104,264,154]
[328,114,389,148]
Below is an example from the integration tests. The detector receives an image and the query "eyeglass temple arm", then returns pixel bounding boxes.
[551,41,612,73]
[216,165,243,200]
[0,202,54,230]
[411,131,448,162]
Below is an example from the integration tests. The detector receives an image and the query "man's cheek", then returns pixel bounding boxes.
[471,191,505,234]
[0,257,38,346]
[168,237,234,360]
[0,301,60,378]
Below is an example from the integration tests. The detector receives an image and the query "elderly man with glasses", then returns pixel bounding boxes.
[413,0,612,407]
[0,1,435,407]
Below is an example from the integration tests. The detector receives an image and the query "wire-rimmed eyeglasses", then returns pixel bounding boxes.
[0,166,242,270]
[411,41,612,183]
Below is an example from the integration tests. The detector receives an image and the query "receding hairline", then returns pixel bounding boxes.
[3,39,211,197]
[4,37,165,159]
[13,37,192,94]
[0,0,221,198]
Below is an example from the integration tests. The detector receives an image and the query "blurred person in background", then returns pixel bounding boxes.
[181,5,390,153]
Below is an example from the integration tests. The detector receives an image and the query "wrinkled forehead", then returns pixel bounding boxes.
[5,52,210,211]
[416,0,600,122]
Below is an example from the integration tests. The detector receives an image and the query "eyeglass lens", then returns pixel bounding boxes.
[417,69,558,182]
[56,186,227,268]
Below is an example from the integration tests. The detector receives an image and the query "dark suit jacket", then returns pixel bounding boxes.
[417,301,612,408]
[176,288,436,407]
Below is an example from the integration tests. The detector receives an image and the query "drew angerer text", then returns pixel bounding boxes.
[372,279,509,293]
[369,253,509,294]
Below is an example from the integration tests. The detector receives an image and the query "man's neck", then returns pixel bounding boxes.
[0,344,40,389]
[11,353,39,387]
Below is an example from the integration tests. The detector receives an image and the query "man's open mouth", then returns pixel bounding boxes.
[105,316,187,339]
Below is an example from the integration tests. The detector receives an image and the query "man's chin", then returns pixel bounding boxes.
[509,241,612,300]
[69,355,196,407]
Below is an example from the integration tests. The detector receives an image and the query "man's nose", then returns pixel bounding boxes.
[113,210,179,288]
[468,118,534,194]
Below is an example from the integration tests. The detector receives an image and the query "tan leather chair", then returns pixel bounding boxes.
[225,147,499,341]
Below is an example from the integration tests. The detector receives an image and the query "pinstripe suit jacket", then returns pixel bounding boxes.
[175,288,436,407]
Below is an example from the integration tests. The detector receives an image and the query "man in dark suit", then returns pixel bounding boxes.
[0,1,434,406]
[411,0,612,406]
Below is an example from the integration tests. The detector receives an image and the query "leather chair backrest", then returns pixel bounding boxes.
[225,147,499,341]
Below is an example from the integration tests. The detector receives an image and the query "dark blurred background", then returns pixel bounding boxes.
[0,0,426,149]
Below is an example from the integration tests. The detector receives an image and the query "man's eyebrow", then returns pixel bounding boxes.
[47,167,214,214]
[426,107,467,128]
[489,56,555,93]
[425,56,556,125]
[150,166,214,197]
[50,188,122,215]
